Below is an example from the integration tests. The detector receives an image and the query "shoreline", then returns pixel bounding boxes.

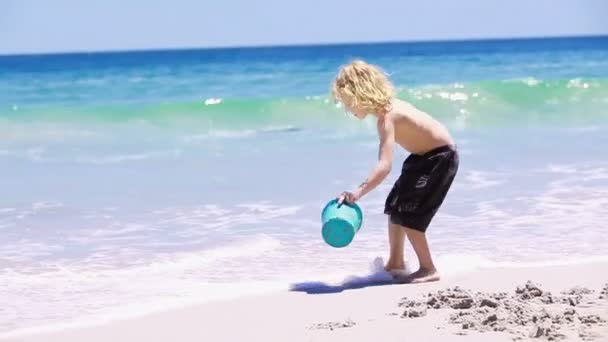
[3,260,608,342]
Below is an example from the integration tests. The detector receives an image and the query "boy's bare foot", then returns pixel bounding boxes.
[395,268,440,284]
[384,259,411,277]
[387,268,410,277]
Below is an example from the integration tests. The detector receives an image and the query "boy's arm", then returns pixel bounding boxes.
[339,117,394,204]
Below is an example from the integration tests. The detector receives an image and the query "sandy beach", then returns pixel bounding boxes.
[4,32,608,342]
[3,260,607,342]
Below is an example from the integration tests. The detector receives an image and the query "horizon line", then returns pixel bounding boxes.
[1,33,607,58]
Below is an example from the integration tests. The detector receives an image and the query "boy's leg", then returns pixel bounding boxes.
[387,145,458,283]
[385,218,407,272]
[398,226,439,283]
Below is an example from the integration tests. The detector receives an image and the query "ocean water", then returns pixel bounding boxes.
[2,36,608,335]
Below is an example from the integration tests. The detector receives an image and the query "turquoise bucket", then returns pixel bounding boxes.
[321,199,363,248]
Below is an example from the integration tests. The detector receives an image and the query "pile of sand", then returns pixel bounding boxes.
[308,319,357,331]
[398,282,607,340]
[600,284,608,300]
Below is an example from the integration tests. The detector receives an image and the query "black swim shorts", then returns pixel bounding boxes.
[384,145,459,232]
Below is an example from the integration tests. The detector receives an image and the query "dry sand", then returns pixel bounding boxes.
[2,261,607,342]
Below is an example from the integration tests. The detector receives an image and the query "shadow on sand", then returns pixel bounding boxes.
[289,257,408,294]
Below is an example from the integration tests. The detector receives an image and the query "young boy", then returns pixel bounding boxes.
[332,60,459,284]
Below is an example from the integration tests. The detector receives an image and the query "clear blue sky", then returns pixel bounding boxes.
[1,0,607,54]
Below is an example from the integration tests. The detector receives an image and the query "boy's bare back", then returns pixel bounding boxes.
[385,99,454,155]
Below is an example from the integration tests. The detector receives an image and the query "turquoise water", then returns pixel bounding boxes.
[1,36,608,335]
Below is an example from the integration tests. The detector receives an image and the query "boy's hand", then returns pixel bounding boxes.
[337,190,361,205]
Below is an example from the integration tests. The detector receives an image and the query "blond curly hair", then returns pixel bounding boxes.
[331,60,395,113]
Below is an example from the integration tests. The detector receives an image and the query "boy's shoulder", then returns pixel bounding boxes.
[386,98,417,121]
[390,98,439,122]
